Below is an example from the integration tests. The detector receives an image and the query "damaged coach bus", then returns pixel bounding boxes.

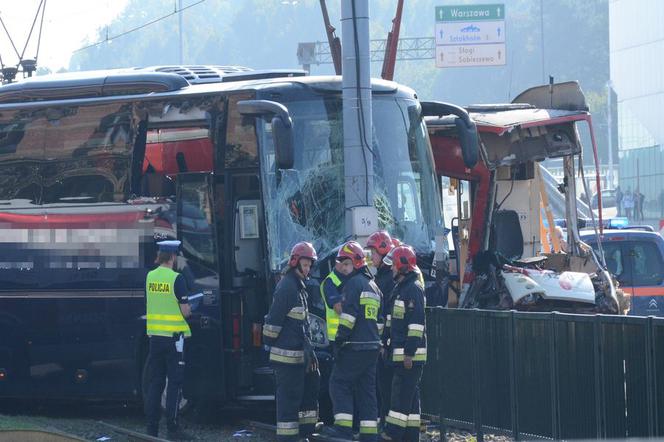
[0,65,461,406]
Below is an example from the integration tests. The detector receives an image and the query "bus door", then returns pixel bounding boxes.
[441,177,472,306]
[227,173,270,399]
[175,172,225,402]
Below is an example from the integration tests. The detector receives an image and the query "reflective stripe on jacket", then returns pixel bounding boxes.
[263,270,312,364]
[388,271,426,365]
[336,269,383,350]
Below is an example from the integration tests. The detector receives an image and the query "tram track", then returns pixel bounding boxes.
[0,401,505,441]
[97,421,170,442]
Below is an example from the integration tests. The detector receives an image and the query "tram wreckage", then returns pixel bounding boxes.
[427,82,624,314]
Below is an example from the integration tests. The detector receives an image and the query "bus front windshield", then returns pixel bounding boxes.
[259,95,445,270]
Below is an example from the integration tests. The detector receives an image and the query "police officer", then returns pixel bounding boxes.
[144,240,193,440]
[322,241,383,441]
[365,231,397,427]
[320,252,353,347]
[263,242,320,441]
[382,246,427,442]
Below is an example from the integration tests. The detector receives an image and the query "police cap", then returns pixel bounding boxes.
[157,240,181,253]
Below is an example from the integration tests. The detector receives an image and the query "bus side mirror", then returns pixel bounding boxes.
[421,101,479,168]
[271,115,294,170]
[237,99,294,170]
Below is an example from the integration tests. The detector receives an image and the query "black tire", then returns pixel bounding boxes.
[141,357,192,415]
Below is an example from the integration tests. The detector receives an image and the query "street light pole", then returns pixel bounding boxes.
[540,0,545,84]
[607,80,614,188]
[178,0,184,64]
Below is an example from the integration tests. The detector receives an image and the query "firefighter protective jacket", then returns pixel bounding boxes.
[388,271,427,365]
[263,270,312,365]
[336,268,383,351]
[374,264,396,300]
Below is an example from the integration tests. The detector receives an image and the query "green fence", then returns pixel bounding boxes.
[422,308,664,439]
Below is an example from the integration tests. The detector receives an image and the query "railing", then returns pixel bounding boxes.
[421,308,664,440]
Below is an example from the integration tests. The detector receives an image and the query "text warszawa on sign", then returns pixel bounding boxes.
[435,4,506,68]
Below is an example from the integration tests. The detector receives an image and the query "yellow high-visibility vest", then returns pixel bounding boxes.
[145,266,191,338]
[320,271,342,341]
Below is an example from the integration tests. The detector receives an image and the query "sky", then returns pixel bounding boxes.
[0,0,129,72]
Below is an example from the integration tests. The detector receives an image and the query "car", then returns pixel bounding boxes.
[581,229,664,316]
[591,189,618,219]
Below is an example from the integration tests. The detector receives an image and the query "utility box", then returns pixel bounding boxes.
[349,206,378,238]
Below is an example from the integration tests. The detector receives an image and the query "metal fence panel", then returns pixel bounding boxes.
[555,314,598,439]
[438,308,475,424]
[420,307,443,416]
[513,313,555,438]
[622,318,650,437]
[600,317,628,438]
[599,315,651,438]
[422,308,661,439]
[476,311,512,431]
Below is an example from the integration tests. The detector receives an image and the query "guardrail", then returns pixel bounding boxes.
[421,308,664,440]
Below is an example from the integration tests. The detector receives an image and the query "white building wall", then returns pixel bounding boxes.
[610,0,664,150]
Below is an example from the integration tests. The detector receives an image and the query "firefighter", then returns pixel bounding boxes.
[365,231,397,426]
[366,231,397,299]
[382,245,427,442]
[320,250,354,347]
[144,240,193,440]
[321,241,383,441]
[263,242,320,441]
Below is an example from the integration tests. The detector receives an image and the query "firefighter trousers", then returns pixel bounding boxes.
[144,335,185,433]
[377,354,393,426]
[274,362,320,441]
[384,365,423,441]
[329,348,380,441]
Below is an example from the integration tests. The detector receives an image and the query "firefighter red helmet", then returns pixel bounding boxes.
[382,238,402,266]
[337,241,366,269]
[288,242,317,268]
[391,245,418,274]
[366,230,394,257]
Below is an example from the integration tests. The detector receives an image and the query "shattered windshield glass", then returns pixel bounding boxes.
[259,95,444,271]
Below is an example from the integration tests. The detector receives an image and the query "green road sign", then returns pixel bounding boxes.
[436,4,504,22]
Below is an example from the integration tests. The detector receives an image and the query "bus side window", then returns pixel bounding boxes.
[142,98,217,198]
[177,173,217,272]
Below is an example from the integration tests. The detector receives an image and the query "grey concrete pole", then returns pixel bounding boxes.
[341,0,376,237]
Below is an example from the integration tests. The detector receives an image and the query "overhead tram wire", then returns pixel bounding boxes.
[73,0,206,53]
[18,0,46,66]
[35,0,47,63]
[0,14,21,59]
